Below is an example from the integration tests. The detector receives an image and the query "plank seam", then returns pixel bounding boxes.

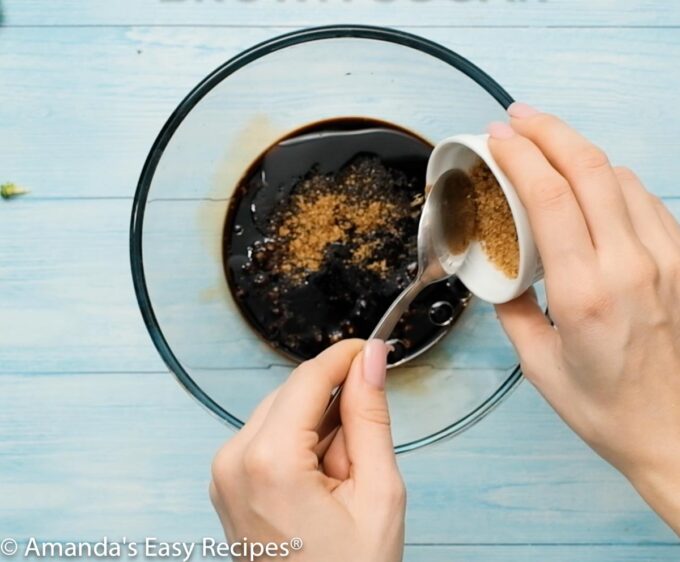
[402,542,680,547]
[4,24,680,29]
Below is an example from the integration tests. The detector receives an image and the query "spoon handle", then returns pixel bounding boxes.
[370,278,425,341]
[313,278,425,458]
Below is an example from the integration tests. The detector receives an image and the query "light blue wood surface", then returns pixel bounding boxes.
[1,2,679,560]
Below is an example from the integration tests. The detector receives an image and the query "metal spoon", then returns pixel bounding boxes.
[314,169,470,457]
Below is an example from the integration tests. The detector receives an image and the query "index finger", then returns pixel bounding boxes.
[488,122,596,275]
[509,110,636,250]
[258,339,364,439]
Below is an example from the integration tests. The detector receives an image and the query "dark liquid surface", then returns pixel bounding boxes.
[223,118,471,363]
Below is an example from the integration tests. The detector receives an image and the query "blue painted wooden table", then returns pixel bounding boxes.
[1,1,679,560]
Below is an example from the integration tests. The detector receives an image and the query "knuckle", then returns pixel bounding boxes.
[625,256,660,291]
[573,145,610,173]
[290,355,329,386]
[573,289,612,322]
[211,445,233,480]
[208,481,221,508]
[376,473,407,507]
[357,404,391,428]
[243,441,278,481]
[669,255,680,274]
[613,165,638,184]
[291,357,316,377]
[530,112,559,129]
[528,176,572,210]
[211,444,239,489]
[649,193,664,208]
[669,259,680,283]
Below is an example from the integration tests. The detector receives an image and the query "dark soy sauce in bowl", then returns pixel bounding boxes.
[223,118,470,365]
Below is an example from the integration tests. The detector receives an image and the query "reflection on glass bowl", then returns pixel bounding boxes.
[130,25,522,453]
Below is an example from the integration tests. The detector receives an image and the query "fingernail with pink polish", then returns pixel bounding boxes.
[508,102,539,119]
[363,339,388,390]
[487,121,515,140]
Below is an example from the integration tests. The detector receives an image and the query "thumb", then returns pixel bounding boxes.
[495,288,558,385]
[340,339,398,482]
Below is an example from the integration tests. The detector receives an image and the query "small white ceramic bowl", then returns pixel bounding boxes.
[426,134,543,304]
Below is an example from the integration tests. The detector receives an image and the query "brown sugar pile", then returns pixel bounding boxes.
[443,161,519,278]
[268,156,416,283]
[470,161,519,278]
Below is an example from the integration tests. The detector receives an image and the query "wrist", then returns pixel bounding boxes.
[625,450,680,536]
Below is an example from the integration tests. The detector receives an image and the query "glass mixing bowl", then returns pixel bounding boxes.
[130,25,522,453]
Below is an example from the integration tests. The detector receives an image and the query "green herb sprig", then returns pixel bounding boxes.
[1,182,29,200]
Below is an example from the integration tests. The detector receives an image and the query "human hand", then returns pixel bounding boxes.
[489,104,680,534]
[210,339,405,561]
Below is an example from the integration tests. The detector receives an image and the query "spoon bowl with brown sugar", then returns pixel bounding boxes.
[427,134,544,304]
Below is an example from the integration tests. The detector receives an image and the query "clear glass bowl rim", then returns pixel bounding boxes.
[129,24,523,454]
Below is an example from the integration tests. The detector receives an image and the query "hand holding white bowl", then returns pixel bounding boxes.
[491,104,680,535]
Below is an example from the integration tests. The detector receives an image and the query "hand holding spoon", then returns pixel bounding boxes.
[314,169,471,457]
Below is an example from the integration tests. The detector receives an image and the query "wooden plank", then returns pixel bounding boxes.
[0,200,164,373]
[0,197,525,446]
[0,372,227,542]
[1,27,679,198]
[403,546,680,561]
[2,196,679,375]
[4,0,680,27]
[0,372,675,543]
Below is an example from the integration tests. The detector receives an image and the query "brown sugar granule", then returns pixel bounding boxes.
[269,157,411,283]
[224,120,477,363]
[439,161,519,278]
[469,161,519,278]
[277,193,349,273]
